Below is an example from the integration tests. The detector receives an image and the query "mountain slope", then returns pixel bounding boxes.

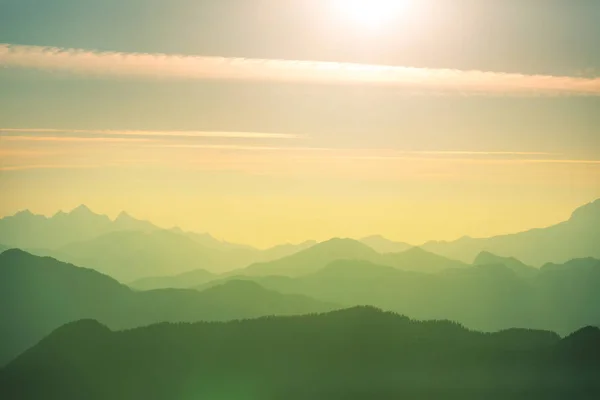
[473,251,538,278]
[0,206,119,249]
[57,230,319,281]
[382,247,470,273]
[4,308,599,400]
[422,199,600,265]
[56,229,240,280]
[129,268,217,290]
[360,235,412,253]
[199,257,600,335]
[239,239,468,277]
[0,206,320,279]
[240,238,381,276]
[0,205,252,252]
[0,250,335,366]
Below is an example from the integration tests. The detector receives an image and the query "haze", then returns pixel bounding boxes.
[1,0,599,248]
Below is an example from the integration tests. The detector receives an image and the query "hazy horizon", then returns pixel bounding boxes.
[0,199,598,249]
[2,3,600,398]
[2,0,600,248]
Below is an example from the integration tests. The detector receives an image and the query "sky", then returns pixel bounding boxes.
[1,0,599,248]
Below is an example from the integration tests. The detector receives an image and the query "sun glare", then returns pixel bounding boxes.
[335,0,411,30]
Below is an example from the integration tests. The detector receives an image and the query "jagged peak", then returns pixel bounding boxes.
[115,210,136,222]
[53,210,67,218]
[69,204,94,215]
[13,209,38,218]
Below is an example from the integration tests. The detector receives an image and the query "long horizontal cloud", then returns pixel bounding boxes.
[0,128,302,139]
[1,136,153,143]
[0,164,111,171]
[0,132,557,156]
[1,44,600,95]
[157,143,555,156]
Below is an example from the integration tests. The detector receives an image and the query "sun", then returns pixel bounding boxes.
[334,0,410,29]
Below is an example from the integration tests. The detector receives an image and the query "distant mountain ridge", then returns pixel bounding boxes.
[2,199,599,274]
[0,205,268,253]
[199,255,600,335]
[238,238,470,277]
[422,199,600,265]
[0,249,336,366]
[473,251,538,278]
[359,235,412,253]
[241,238,382,276]
[0,206,325,279]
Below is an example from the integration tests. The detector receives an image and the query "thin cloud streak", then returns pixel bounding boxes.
[1,136,153,143]
[1,134,558,157]
[0,129,564,158]
[1,44,600,95]
[0,164,111,171]
[334,157,600,165]
[155,143,556,156]
[0,128,303,139]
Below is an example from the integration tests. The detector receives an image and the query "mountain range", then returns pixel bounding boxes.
[0,249,336,366]
[239,238,470,277]
[1,199,599,277]
[420,199,600,265]
[0,205,319,280]
[2,307,599,400]
[198,255,600,335]
[0,205,157,249]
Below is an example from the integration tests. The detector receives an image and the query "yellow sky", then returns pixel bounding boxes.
[2,2,600,247]
[1,135,598,247]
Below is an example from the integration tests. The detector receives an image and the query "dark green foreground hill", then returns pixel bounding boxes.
[0,249,335,366]
[2,308,599,400]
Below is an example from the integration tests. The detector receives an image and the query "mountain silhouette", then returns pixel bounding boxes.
[422,199,600,265]
[381,246,470,273]
[0,249,335,366]
[2,308,598,400]
[54,229,243,280]
[241,238,381,276]
[359,235,412,253]
[113,211,158,232]
[198,256,600,335]
[238,240,470,277]
[473,251,538,278]
[0,206,323,280]
[0,206,159,249]
[557,326,600,363]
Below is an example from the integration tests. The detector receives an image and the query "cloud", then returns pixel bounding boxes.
[152,143,557,157]
[0,128,303,140]
[0,164,111,171]
[1,44,600,95]
[1,136,153,143]
[0,131,561,157]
